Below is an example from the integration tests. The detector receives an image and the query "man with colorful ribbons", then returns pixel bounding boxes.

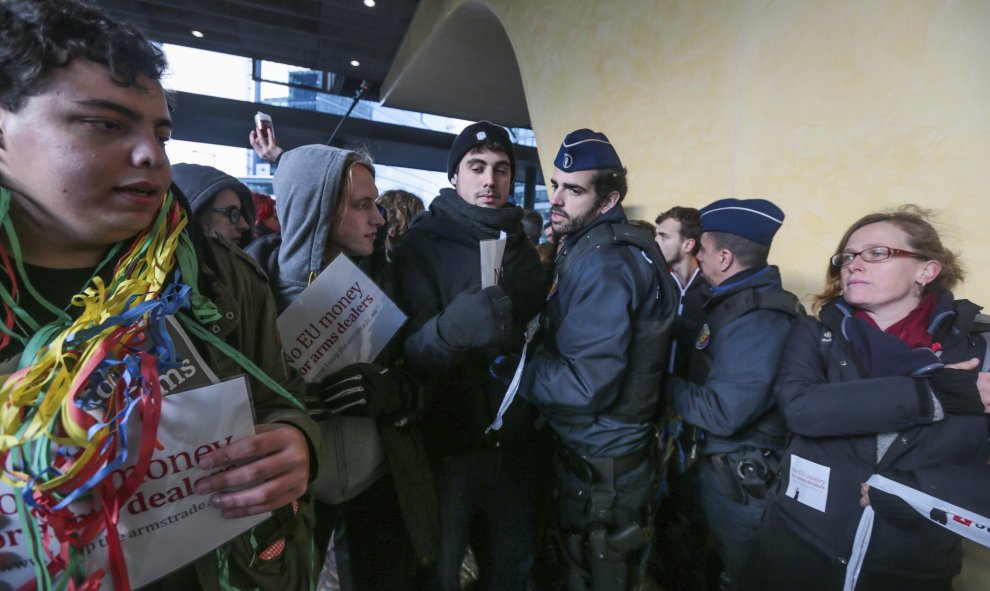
[0,1,320,589]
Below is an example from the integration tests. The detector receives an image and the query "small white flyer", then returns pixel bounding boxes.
[480,231,508,288]
[785,454,831,512]
[277,255,406,383]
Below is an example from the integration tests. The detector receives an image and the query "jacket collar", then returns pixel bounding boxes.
[560,204,627,253]
[703,265,781,305]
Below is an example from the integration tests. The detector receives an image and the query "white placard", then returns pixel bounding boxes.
[0,377,266,589]
[480,231,507,288]
[277,255,406,383]
[785,454,830,513]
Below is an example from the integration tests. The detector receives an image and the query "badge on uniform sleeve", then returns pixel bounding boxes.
[695,323,711,350]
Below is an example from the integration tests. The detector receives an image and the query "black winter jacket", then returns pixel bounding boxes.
[667,265,796,454]
[521,205,668,457]
[767,294,990,580]
[392,193,547,456]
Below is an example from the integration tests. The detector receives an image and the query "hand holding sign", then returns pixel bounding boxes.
[195,423,310,518]
[277,255,406,382]
[320,363,418,419]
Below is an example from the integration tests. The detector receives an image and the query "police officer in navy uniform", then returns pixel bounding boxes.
[665,198,802,590]
[521,129,675,590]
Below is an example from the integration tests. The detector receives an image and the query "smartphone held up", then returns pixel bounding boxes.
[255,111,274,139]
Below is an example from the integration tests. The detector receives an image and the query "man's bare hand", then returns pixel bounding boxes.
[859,482,871,508]
[195,423,309,518]
[249,127,285,163]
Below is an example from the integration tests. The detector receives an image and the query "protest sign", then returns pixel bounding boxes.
[276,255,406,383]
[0,377,265,590]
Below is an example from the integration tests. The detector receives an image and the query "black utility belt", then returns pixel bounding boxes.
[557,444,653,484]
[708,449,781,502]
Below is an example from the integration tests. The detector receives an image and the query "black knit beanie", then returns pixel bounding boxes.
[447,121,516,183]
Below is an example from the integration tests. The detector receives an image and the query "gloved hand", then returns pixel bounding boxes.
[437,285,513,349]
[868,486,921,530]
[927,368,983,415]
[318,363,417,418]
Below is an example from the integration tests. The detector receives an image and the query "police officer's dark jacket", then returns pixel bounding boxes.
[667,265,798,455]
[522,205,673,458]
[766,292,990,580]
[392,190,547,456]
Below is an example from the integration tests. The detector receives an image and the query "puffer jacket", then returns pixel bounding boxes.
[521,205,669,458]
[392,189,547,456]
[666,265,797,454]
[766,293,990,580]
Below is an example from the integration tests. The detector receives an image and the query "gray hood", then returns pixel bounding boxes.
[267,144,356,311]
[171,163,254,223]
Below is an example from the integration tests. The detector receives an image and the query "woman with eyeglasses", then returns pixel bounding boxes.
[172,163,254,246]
[745,205,990,591]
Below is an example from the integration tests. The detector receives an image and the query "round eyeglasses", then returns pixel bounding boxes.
[212,206,244,224]
[830,246,924,267]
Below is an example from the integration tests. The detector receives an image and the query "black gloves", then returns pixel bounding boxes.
[869,486,921,530]
[314,363,420,419]
[920,368,983,415]
[868,470,924,531]
[436,285,513,350]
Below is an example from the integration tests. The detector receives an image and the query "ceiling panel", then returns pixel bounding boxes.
[95,0,421,100]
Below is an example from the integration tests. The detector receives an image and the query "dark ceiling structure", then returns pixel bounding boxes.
[96,0,421,101]
[93,0,542,191]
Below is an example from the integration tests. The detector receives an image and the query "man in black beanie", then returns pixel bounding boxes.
[520,129,676,590]
[391,121,548,589]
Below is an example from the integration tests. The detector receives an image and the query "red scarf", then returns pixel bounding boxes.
[854,293,936,349]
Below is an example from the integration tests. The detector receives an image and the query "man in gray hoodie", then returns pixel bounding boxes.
[246,143,438,589]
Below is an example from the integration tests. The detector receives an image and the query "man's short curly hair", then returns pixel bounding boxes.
[0,0,168,111]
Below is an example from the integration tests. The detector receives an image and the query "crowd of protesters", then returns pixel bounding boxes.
[2,2,990,591]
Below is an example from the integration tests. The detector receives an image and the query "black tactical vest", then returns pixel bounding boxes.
[688,287,803,450]
[555,223,678,423]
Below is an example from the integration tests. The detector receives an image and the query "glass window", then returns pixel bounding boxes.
[161,44,253,101]
[159,45,537,197]
[167,139,251,178]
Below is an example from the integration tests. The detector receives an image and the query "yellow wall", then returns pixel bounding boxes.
[393,0,990,306]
